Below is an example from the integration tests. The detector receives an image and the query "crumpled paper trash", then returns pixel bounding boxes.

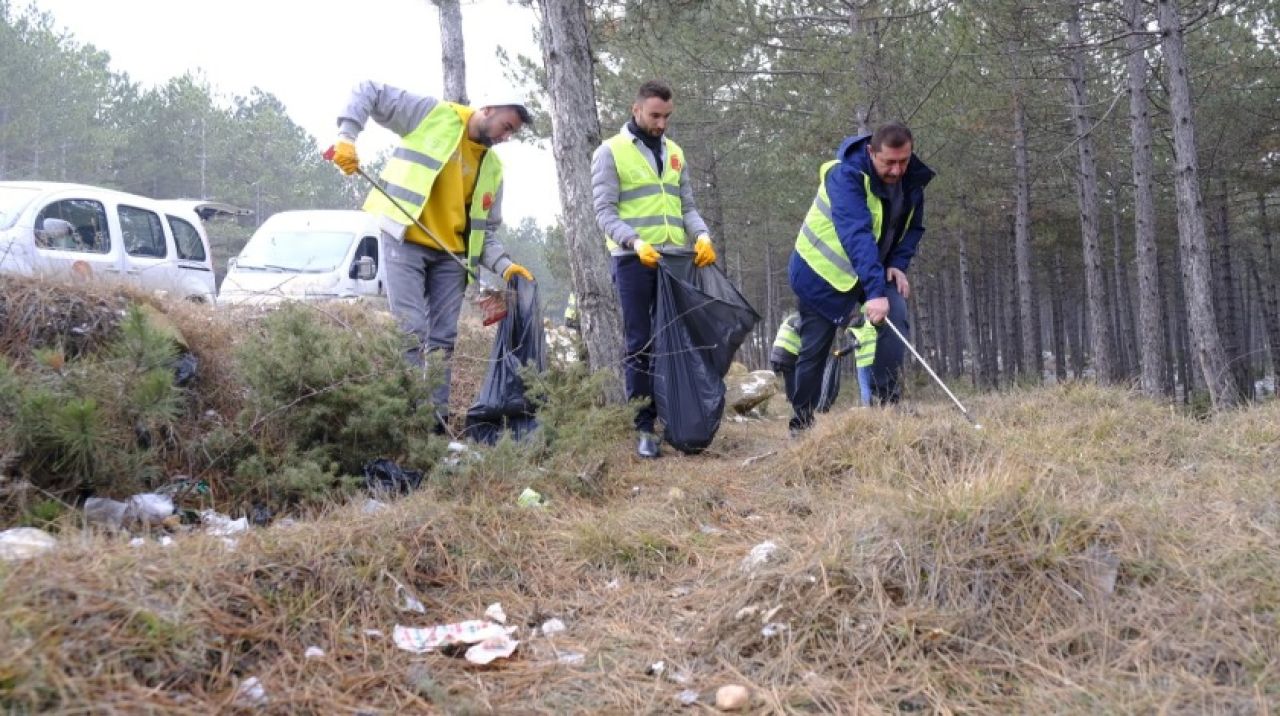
[392,620,519,665]
[201,509,248,536]
[740,541,778,572]
[0,527,57,561]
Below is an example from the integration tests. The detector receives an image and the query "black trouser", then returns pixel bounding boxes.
[613,255,658,433]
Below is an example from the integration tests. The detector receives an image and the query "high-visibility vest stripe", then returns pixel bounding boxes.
[603,132,688,250]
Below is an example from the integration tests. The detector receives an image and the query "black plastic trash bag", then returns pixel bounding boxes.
[465,276,546,445]
[363,458,424,495]
[817,354,842,413]
[652,253,760,454]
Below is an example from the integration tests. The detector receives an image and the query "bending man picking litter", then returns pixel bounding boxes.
[786,121,935,435]
[329,81,535,432]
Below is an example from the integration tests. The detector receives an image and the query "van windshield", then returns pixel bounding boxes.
[0,186,40,230]
[235,230,355,273]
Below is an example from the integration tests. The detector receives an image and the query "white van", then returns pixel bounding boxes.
[0,181,246,303]
[217,210,384,307]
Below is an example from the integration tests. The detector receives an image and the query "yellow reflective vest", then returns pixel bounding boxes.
[362,102,502,283]
[602,133,688,251]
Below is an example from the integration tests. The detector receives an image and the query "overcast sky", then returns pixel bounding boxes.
[25,0,561,227]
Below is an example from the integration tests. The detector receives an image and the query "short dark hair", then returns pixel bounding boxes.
[870,122,913,152]
[498,104,534,125]
[636,80,673,102]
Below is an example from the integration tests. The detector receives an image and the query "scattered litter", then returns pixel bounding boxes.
[201,510,248,536]
[362,458,424,496]
[84,497,127,529]
[0,527,57,561]
[384,571,427,614]
[557,651,585,666]
[631,486,642,495]
[647,660,666,676]
[715,684,750,711]
[304,646,326,659]
[447,441,468,453]
[233,676,269,707]
[668,585,692,598]
[677,689,701,706]
[540,618,566,636]
[517,487,546,508]
[126,493,174,526]
[699,524,725,536]
[159,535,174,546]
[734,606,758,620]
[745,514,764,522]
[740,541,778,572]
[392,620,520,666]
[364,629,384,638]
[740,451,776,468]
[605,578,621,590]
[761,623,788,637]
[129,537,146,547]
[362,498,388,514]
[484,603,508,624]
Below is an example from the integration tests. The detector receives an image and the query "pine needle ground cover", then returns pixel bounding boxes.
[1,280,1278,713]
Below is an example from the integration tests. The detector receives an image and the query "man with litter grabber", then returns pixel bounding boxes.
[329,81,536,433]
[787,121,935,435]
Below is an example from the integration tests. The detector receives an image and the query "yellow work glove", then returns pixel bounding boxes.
[633,239,660,269]
[503,263,534,283]
[693,234,716,267]
[331,139,359,175]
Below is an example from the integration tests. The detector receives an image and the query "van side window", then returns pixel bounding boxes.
[119,205,168,258]
[34,199,109,253]
[167,215,206,261]
[350,235,378,278]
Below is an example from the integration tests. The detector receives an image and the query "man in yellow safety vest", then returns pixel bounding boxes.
[329,81,535,433]
[786,122,935,435]
[592,79,717,459]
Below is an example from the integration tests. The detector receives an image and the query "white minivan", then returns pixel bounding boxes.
[218,210,384,306]
[0,181,246,303]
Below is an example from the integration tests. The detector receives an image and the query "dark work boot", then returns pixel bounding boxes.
[636,432,661,459]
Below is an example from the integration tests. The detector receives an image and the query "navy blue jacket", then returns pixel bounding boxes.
[789,134,935,324]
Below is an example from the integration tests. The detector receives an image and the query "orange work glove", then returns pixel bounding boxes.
[503,263,534,282]
[330,139,359,175]
[633,239,660,269]
[693,234,716,267]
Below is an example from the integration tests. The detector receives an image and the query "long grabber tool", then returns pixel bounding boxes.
[882,315,982,430]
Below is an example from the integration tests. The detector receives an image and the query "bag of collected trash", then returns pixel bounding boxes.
[362,458,424,495]
[465,276,545,445]
[817,354,842,413]
[652,253,760,454]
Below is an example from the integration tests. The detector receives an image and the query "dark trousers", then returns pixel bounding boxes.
[613,255,658,432]
[790,283,910,430]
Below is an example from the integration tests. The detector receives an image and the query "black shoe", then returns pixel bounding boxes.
[637,433,661,459]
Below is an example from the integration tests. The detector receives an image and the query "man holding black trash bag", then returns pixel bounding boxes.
[328,81,535,433]
[592,79,720,459]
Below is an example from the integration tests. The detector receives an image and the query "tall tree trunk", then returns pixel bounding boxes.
[535,0,624,400]
[1257,193,1280,380]
[1215,194,1251,399]
[958,229,981,388]
[1004,225,1023,377]
[435,0,468,104]
[1156,0,1238,407]
[1110,197,1137,378]
[1010,42,1040,381]
[1050,248,1068,383]
[1066,5,1114,384]
[1125,0,1166,397]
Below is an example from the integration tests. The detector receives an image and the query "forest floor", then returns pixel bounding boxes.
[2,288,1279,713]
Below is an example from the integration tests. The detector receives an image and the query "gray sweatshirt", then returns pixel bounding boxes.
[591,124,710,256]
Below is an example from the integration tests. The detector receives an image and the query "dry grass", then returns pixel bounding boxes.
[3,308,1279,713]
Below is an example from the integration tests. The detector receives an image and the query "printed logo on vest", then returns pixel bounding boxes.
[482,192,494,211]
[670,155,682,172]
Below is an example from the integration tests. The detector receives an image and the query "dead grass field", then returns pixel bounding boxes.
[4,373,1279,713]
